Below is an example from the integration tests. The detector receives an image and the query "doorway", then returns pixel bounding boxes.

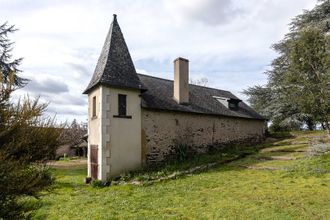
[90,145,98,179]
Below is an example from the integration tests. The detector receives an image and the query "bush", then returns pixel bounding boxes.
[173,144,195,162]
[91,180,110,188]
[59,154,70,161]
[268,131,293,139]
[309,143,330,156]
[0,22,63,219]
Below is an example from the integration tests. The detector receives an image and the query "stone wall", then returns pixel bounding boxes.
[104,87,142,179]
[88,86,142,180]
[141,109,265,166]
[87,87,101,178]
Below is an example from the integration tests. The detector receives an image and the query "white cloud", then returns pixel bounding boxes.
[24,77,69,94]
[1,0,318,122]
[163,0,240,25]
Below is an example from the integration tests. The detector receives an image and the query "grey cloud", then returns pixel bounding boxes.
[135,58,171,72]
[41,93,87,119]
[189,0,238,25]
[166,0,241,26]
[47,104,86,116]
[1,0,49,11]
[66,48,97,77]
[67,62,91,77]
[194,55,271,73]
[24,78,69,94]
[1,0,87,11]
[3,0,316,123]
[43,93,87,106]
[61,95,86,106]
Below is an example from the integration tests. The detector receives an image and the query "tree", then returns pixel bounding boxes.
[189,77,209,86]
[0,23,62,219]
[244,85,305,131]
[286,27,330,132]
[0,22,26,89]
[244,0,329,131]
[60,119,87,146]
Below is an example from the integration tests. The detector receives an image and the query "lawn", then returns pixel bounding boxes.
[32,131,330,219]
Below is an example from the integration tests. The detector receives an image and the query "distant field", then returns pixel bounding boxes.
[31,131,330,219]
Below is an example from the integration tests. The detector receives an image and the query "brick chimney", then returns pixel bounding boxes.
[173,57,189,104]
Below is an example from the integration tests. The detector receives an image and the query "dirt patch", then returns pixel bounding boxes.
[240,165,285,171]
[256,156,296,161]
[269,156,296,160]
[264,137,278,143]
[268,149,306,153]
[260,145,307,153]
[49,158,87,168]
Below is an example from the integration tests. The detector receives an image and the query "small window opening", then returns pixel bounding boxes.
[118,94,127,116]
[213,96,241,111]
[228,100,240,110]
[92,96,96,117]
[227,98,241,110]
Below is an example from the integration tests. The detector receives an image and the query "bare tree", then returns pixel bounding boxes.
[189,77,209,86]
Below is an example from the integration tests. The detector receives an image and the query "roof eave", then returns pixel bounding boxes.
[82,82,147,95]
[141,106,266,121]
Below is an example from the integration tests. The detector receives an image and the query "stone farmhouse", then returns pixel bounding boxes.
[83,15,266,181]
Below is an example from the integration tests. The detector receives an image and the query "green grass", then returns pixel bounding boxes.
[31,131,330,219]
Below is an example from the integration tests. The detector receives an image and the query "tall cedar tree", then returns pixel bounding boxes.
[0,23,62,219]
[286,28,330,132]
[244,0,330,131]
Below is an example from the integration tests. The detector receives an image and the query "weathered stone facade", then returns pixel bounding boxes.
[84,15,267,180]
[142,109,265,165]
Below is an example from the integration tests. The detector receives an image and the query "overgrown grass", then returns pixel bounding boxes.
[31,131,330,219]
[119,144,264,182]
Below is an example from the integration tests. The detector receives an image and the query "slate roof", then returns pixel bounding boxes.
[138,74,265,120]
[83,15,264,120]
[83,14,143,94]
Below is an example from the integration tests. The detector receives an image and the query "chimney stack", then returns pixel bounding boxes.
[173,57,189,104]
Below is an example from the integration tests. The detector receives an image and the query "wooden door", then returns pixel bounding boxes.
[90,145,98,179]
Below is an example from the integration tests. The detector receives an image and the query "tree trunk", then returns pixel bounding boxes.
[306,118,315,131]
[321,122,326,130]
[325,121,330,137]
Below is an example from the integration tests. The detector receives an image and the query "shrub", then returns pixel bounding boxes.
[91,180,110,188]
[173,144,195,162]
[0,23,63,219]
[59,155,70,161]
[308,142,330,156]
[91,180,103,188]
[269,131,293,139]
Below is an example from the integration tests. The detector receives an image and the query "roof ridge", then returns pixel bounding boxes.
[137,73,173,82]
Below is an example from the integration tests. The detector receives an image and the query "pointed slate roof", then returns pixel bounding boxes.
[83,14,143,94]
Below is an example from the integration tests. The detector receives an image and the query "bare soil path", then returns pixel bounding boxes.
[49,158,87,168]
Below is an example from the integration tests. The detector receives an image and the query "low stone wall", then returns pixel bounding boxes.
[141,109,265,166]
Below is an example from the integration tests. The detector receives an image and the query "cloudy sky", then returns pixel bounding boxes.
[1,0,317,123]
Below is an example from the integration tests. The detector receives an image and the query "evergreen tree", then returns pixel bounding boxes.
[286,27,330,131]
[244,0,330,131]
[0,23,62,219]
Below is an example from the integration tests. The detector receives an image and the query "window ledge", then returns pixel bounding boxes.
[113,115,132,119]
[91,116,97,120]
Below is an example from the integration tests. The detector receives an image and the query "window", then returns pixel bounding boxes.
[113,94,131,118]
[213,96,228,108]
[118,94,127,116]
[92,96,96,117]
[213,96,241,111]
[228,101,238,110]
[228,99,241,110]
